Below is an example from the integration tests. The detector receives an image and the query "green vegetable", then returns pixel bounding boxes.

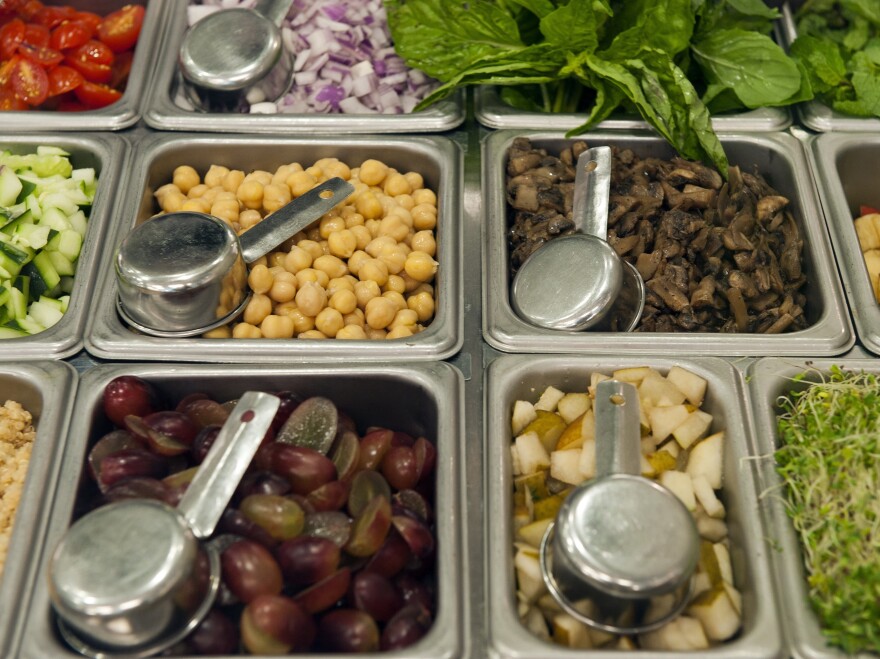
[790,0,880,118]
[385,0,810,176]
[775,366,880,655]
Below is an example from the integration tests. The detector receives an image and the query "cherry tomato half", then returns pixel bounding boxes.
[74,11,103,32]
[74,79,121,109]
[0,17,24,60]
[97,4,143,53]
[18,41,62,67]
[860,205,880,217]
[31,5,75,29]
[50,19,91,51]
[22,21,49,47]
[0,87,27,111]
[47,64,82,96]
[10,55,48,105]
[18,2,44,22]
[65,39,113,84]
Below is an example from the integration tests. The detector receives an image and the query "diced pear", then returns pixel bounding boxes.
[641,435,658,455]
[648,404,690,442]
[666,366,708,406]
[615,636,637,649]
[698,539,723,587]
[692,474,726,518]
[687,586,741,641]
[578,437,596,479]
[550,448,588,486]
[647,449,677,475]
[696,510,728,542]
[557,392,591,424]
[516,431,551,475]
[514,547,547,603]
[872,213,880,242]
[639,616,709,650]
[863,249,880,301]
[521,604,551,640]
[672,409,713,449]
[640,453,656,478]
[588,627,616,647]
[580,408,596,442]
[588,371,610,396]
[511,399,537,435]
[533,493,565,520]
[659,469,696,511]
[639,401,651,433]
[855,213,880,251]
[523,410,567,453]
[513,501,532,532]
[645,592,678,624]
[515,471,549,502]
[660,437,681,458]
[687,431,724,489]
[552,613,593,648]
[537,593,564,616]
[612,366,656,385]
[555,413,585,450]
[713,542,734,585]
[692,571,712,598]
[535,385,565,412]
[516,517,553,549]
[511,444,522,476]
[724,582,743,615]
[639,371,687,407]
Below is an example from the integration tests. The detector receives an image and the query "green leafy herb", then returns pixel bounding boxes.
[775,366,880,655]
[385,0,810,178]
[790,0,880,118]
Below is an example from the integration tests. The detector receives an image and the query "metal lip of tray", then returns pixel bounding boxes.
[0,361,77,659]
[143,1,464,134]
[85,132,463,363]
[747,357,880,659]
[475,85,792,133]
[18,361,465,659]
[482,129,854,356]
[779,4,880,133]
[0,133,126,360]
[809,132,880,356]
[485,354,783,658]
[0,1,164,132]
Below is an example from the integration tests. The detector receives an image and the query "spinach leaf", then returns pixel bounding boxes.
[692,29,802,107]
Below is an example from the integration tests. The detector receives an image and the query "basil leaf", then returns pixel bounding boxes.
[850,51,880,115]
[725,0,779,19]
[692,29,802,107]
[500,85,546,112]
[505,0,556,18]
[540,0,600,52]
[841,0,880,26]
[790,35,847,93]
[603,0,694,59]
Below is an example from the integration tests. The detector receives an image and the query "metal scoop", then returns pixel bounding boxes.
[179,0,295,112]
[511,146,646,331]
[539,380,699,634]
[115,177,354,337]
[49,391,281,658]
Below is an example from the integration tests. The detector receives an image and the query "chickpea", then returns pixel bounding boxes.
[322,160,351,181]
[232,323,262,338]
[411,230,437,256]
[268,252,287,269]
[387,325,414,339]
[377,215,409,242]
[400,272,422,293]
[315,307,344,337]
[269,272,297,303]
[411,203,437,230]
[354,280,380,309]
[187,183,209,199]
[350,225,372,250]
[412,188,437,206]
[237,179,264,210]
[389,205,413,228]
[313,254,347,280]
[288,308,315,334]
[298,329,327,340]
[171,165,199,194]
[295,281,327,317]
[407,290,435,322]
[395,193,415,211]
[271,164,299,187]
[222,169,245,194]
[365,218,381,237]
[356,192,383,220]
[358,159,388,187]
[181,198,210,214]
[327,277,354,296]
[327,229,357,259]
[365,236,396,258]
[203,326,231,339]
[379,245,407,275]
[319,215,346,239]
[347,250,370,276]
[358,258,389,287]
[404,251,438,282]
[390,308,419,329]
[405,172,424,191]
[412,282,434,297]
[298,239,324,261]
[243,293,273,325]
[283,246,313,273]
[248,264,274,294]
[262,183,292,213]
[274,301,298,316]
[383,290,407,312]
[238,209,263,231]
[385,274,406,295]
[364,327,387,340]
[155,183,182,200]
[204,165,230,188]
[365,295,397,329]
[287,171,318,197]
[159,191,186,213]
[211,198,240,225]
[305,165,324,180]
[250,170,273,186]
[251,255,268,269]
[337,324,368,340]
[329,289,357,315]
[344,211,365,227]
[260,314,295,338]
[304,226,321,242]
[295,268,318,286]
[383,172,411,197]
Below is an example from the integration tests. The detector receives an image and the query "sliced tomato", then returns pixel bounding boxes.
[859,205,880,217]
[74,11,103,32]
[0,17,24,59]
[22,21,48,47]
[0,87,27,111]
[0,55,17,86]
[57,96,86,111]
[0,1,25,18]
[31,5,75,29]
[73,79,120,108]
[109,48,132,89]
[65,39,113,83]
[47,63,81,96]
[50,19,91,50]
[97,4,143,53]
[10,55,47,105]
[18,1,43,21]
[18,41,61,67]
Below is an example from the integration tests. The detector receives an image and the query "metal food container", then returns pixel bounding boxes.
[809,133,880,355]
[485,354,783,658]
[482,130,853,356]
[747,357,879,659]
[0,1,164,132]
[0,134,125,360]
[85,132,463,362]
[0,361,77,659]
[143,1,464,134]
[475,86,792,133]
[779,4,880,133]
[18,361,464,659]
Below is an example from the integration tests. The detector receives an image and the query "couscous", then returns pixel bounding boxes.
[0,400,35,576]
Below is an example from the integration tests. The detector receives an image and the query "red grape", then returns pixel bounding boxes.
[317,609,379,652]
[98,449,167,489]
[349,570,404,622]
[257,444,337,495]
[189,608,239,655]
[276,536,341,589]
[221,539,283,603]
[357,428,393,470]
[345,495,392,557]
[381,604,432,650]
[294,567,351,613]
[239,494,304,541]
[241,594,315,654]
[307,479,350,512]
[381,445,419,490]
[102,375,159,427]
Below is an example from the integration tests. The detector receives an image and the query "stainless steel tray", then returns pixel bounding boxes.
[482,130,854,356]
[85,132,463,362]
[0,0,164,132]
[0,361,77,659]
[780,4,880,133]
[142,1,464,134]
[747,357,880,659]
[475,86,792,133]
[18,361,464,659]
[485,354,783,658]
[809,133,880,355]
[0,133,126,360]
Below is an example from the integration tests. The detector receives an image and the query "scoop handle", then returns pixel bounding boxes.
[594,380,641,477]
[177,391,280,538]
[572,146,612,240]
[239,177,355,263]
[253,0,295,26]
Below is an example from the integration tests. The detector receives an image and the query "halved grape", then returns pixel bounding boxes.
[345,495,392,558]
[350,570,404,622]
[102,375,160,428]
[190,425,220,464]
[220,539,283,603]
[99,449,167,490]
[392,515,435,560]
[391,430,416,447]
[393,489,432,522]
[381,445,419,490]
[364,528,411,579]
[275,396,338,454]
[217,509,276,549]
[241,594,315,654]
[276,536,341,589]
[294,567,351,613]
[239,494,305,542]
[88,430,141,484]
[269,391,302,432]
[381,604,432,650]
[179,397,230,429]
[303,511,352,548]
[103,477,170,504]
[257,444,337,495]
[348,470,391,518]
[307,480,350,512]
[358,429,393,471]
[317,609,379,652]
[413,437,437,483]
[189,608,239,655]
[330,430,360,482]
[236,470,291,500]
[395,573,435,615]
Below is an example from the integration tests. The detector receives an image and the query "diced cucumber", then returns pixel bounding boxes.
[39,192,78,216]
[0,238,32,265]
[59,276,74,294]
[7,285,27,319]
[5,315,43,334]
[36,146,69,157]
[21,251,60,299]
[38,294,66,312]
[41,206,72,232]
[48,250,75,276]
[28,299,63,329]
[0,285,9,307]
[12,222,50,250]
[72,168,96,188]
[0,326,26,338]
[0,166,22,207]
[0,251,22,279]
[15,179,36,204]
[26,193,41,219]
[67,210,88,236]
[49,229,81,262]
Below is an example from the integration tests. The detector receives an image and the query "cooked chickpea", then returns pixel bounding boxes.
[187,183,209,199]
[268,252,287,269]
[313,254,347,280]
[305,165,323,180]
[337,324,368,340]
[412,282,434,297]
[343,307,365,326]
[172,165,199,194]
[298,239,324,261]
[222,169,245,193]
[345,225,369,251]
[250,170,273,186]
[251,255,268,269]
[365,296,397,329]
[407,291,435,322]
[211,199,240,225]
[411,230,436,256]
[404,251,438,282]
[383,290,407,312]
[347,250,370,276]
[412,188,437,206]
[288,308,315,333]
[358,258,389,287]
[329,289,357,315]
[344,212,365,228]
[387,325,414,339]
[390,308,419,329]
[395,193,415,211]
[239,209,263,231]
[378,245,407,275]
[248,264,274,294]
[295,268,319,286]
[203,326,231,339]
[358,159,388,186]
[304,226,321,242]
[385,274,406,294]
[269,272,297,303]
[232,322,262,338]
[319,215,346,238]
[243,293,273,325]
[361,327,384,340]
[389,205,413,228]
[315,307,344,337]
[383,172,411,197]
[237,179,264,210]
[274,301,298,316]
[327,229,357,258]
[287,171,318,197]
[327,277,354,295]
[260,314,295,338]
[204,165,230,188]
[155,183,182,200]
[356,192,383,220]
[283,246,313,273]
[354,280,380,308]
[262,183,292,213]
[295,281,327,317]
[181,198,210,214]
[298,329,327,340]
[411,203,437,230]
[365,236,396,258]
[405,172,424,190]
[366,219,381,238]
[159,191,186,213]
[322,159,351,180]
[378,215,409,242]
[271,164,299,186]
